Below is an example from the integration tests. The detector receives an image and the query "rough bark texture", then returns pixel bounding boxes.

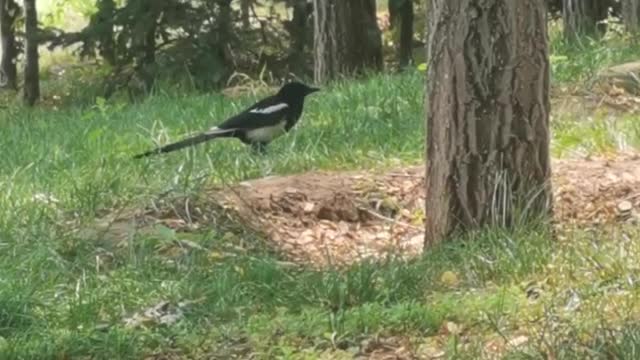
[0,0,18,89]
[23,0,39,106]
[424,0,552,247]
[562,0,610,41]
[389,0,414,68]
[313,0,383,84]
[622,0,640,33]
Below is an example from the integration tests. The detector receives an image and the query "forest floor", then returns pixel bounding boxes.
[51,89,640,359]
[95,152,640,269]
[4,34,640,358]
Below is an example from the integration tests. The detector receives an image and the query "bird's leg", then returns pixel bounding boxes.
[251,142,268,155]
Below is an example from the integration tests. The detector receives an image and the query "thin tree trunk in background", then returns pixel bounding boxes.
[241,0,251,30]
[286,0,312,75]
[353,0,383,71]
[622,0,640,33]
[313,0,382,84]
[219,0,233,46]
[96,0,116,65]
[389,0,414,68]
[424,0,552,246]
[313,0,341,83]
[23,0,39,106]
[218,0,233,69]
[0,0,18,89]
[562,0,610,41]
[398,0,414,67]
[132,0,159,95]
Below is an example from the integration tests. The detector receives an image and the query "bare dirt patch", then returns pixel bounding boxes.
[211,167,427,267]
[204,153,640,267]
[85,154,640,268]
[553,154,640,225]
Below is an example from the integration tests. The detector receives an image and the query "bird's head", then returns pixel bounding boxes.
[277,81,320,101]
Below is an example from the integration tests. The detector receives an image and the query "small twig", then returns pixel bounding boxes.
[623,192,640,202]
[358,207,422,231]
[386,172,423,178]
[183,197,193,225]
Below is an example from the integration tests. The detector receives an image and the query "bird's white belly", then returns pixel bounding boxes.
[246,122,286,142]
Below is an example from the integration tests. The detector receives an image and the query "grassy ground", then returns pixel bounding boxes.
[2,26,640,359]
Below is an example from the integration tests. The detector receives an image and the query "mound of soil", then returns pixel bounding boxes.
[212,167,426,267]
[85,154,640,268]
[206,154,640,267]
[553,155,640,225]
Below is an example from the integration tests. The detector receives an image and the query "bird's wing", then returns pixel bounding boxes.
[217,96,290,131]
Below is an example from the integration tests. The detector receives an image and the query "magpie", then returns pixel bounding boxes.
[133,81,319,158]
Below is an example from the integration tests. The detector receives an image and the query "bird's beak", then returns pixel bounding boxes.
[308,87,320,94]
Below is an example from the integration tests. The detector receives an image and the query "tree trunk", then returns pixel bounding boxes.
[218,0,233,67]
[622,0,640,33]
[397,0,414,68]
[241,0,251,30]
[23,0,39,106]
[219,0,233,43]
[0,0,18,90]
[95,0,116,65]
[131,0,159,95]
[562,0,610,41]
[313,0,383,84]
[286,0,312,75]
[389,0,414,68]
[424,0,552,247]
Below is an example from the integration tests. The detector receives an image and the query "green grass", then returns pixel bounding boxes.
[552,110,640,157]
[0,212,558,359]
[548,18,640,84]
[0,72,424,215]
[0,71,427,358]
[2,25,640,359]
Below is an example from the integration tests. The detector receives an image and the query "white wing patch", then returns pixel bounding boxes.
[249,103,288,115]
[204,127,235,136]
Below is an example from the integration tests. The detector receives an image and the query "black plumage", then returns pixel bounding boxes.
[133,82,319,158]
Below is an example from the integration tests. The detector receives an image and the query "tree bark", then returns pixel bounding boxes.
[0,0,18,90]
[424,0,552,247]
[95,0,116,66]
[313,0,383,84]
[389,0,414,68]
[218,0,233,45]
[241,0,251,30]
[131,0,159,95]
[622,0,640,33]
[285,0,312,75]
[23,0,39,106]
[562,0,610,41]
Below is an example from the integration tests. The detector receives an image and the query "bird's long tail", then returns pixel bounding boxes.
[133,128,235,159]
